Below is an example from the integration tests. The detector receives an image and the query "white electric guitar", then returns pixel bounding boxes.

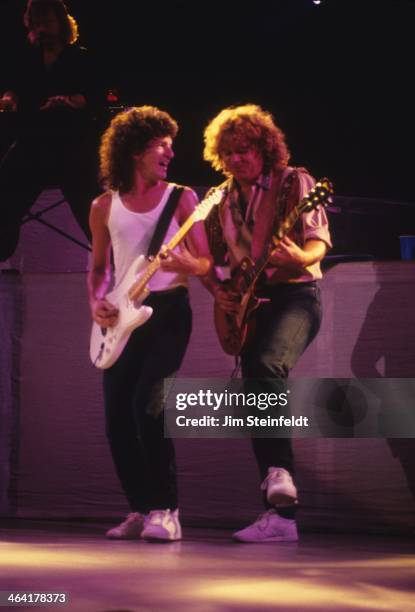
[89,188,224,369]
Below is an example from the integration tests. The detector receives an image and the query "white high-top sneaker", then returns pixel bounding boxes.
[141,509,182,541]
[233,510,298,543]
[261,466,298,507]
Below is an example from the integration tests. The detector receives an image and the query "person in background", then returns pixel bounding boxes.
[0,0,102,261]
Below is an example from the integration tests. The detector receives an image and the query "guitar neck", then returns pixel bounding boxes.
[128,209,199,301]
[275,205,302,243]
[237,177,332,294]
[164,210,197,251]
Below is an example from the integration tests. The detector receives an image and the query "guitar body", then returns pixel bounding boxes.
[89,255,154,369]
[214,257,262,356]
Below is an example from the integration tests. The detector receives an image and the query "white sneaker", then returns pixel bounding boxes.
[261,467,298,507]
[233,509,298,543]
[141,508,182,542]
[106,512,145,539]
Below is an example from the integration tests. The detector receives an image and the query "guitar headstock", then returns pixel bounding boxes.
[299,177,334,213]
[194,188,225,221]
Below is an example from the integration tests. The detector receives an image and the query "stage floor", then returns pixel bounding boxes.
[0,520,414,611]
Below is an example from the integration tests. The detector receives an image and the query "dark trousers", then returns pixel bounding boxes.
[241,282,322,504]
[103,287,192,513]
[0,125,98,261]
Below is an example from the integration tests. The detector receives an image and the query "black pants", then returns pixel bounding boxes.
[241,282,322,508]
[103,287,192,513]
[0,125,98,261]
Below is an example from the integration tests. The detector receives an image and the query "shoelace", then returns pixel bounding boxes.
[123,512,142,524]
[147,509,171,524]
[256,510,276,531]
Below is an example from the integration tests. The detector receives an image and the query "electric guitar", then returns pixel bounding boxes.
[214,178,334,355]
[90,188,225,369]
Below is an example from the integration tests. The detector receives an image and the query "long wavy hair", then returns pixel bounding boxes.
[24,0,79,46]
[203,104,290,176]
[99,106,179,193]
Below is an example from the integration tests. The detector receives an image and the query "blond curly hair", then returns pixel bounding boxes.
[203,104,290,176]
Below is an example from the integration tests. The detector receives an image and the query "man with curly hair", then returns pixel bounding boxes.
[0,0,101,261]
[88,106,212,542]
[203,104,332,542]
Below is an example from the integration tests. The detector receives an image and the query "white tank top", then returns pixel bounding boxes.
[108,183,188,292]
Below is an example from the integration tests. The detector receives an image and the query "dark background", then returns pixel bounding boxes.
[1,0,414,201]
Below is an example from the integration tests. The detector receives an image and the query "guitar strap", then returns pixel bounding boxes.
[272,167,310,247]
[204,180,230,265]
[146,186,184,257]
